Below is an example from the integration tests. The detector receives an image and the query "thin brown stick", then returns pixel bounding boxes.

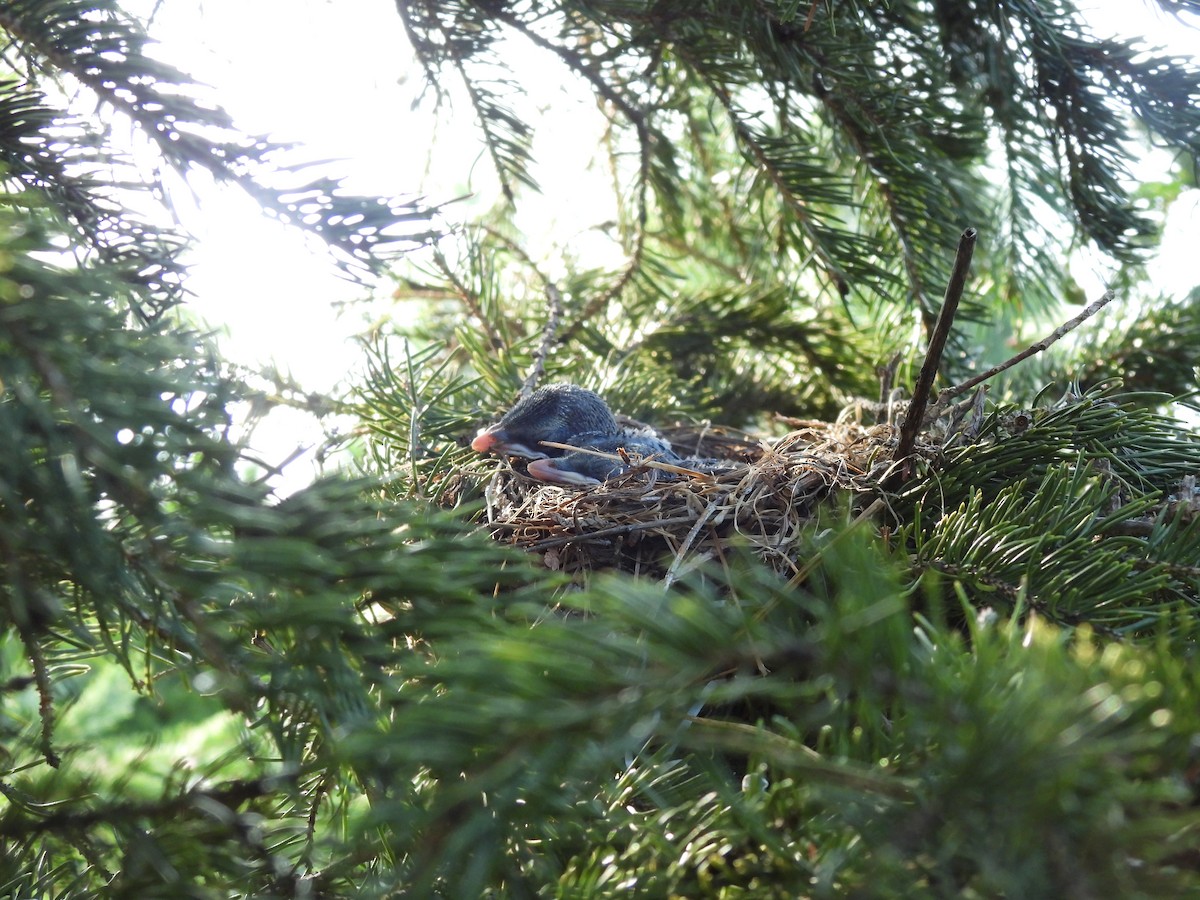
[934,288,1118,408]
[804,0,821,31]
[876,352,902,414]
[893,227,977,470]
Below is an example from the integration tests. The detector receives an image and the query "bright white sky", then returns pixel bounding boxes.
[141,0,1199,489]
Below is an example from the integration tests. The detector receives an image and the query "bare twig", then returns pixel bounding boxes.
[893,227,977,472]
[933,288,1119,410]
[876,352,902,413]
[804,0,821,31]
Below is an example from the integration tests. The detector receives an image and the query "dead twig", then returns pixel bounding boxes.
[892,227,977,477]
[932,288,1118,411]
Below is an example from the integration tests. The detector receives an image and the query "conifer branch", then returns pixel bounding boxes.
[0,776,289,838]
[478,5,654,342]
[814,75,936,327]
[433,248,501,350]
[522,282,564,398]
[682,717,916,799]
[443,33,533,204]
[1,2,433,292]
[697,70,852,297]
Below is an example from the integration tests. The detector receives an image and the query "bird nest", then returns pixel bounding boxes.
[475,416,918,581]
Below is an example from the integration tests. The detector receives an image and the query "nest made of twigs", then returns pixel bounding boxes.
[474,416,929,581]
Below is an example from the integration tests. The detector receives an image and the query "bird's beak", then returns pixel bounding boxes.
[526,459,601,486]
[471,426,549,459]
[470,427,501,453]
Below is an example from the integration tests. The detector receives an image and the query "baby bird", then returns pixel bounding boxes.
[473,383,679,485]
[471,384,618,460]
[527,430,678,486]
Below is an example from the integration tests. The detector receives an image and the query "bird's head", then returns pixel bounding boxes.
[471,384,618,459]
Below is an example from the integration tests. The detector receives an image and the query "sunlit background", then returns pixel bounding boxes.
[135,0,1199,489]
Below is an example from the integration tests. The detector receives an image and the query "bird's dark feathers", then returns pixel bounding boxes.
[472,384,618,459]
[475,383,689,486]
[527,429,678,486]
